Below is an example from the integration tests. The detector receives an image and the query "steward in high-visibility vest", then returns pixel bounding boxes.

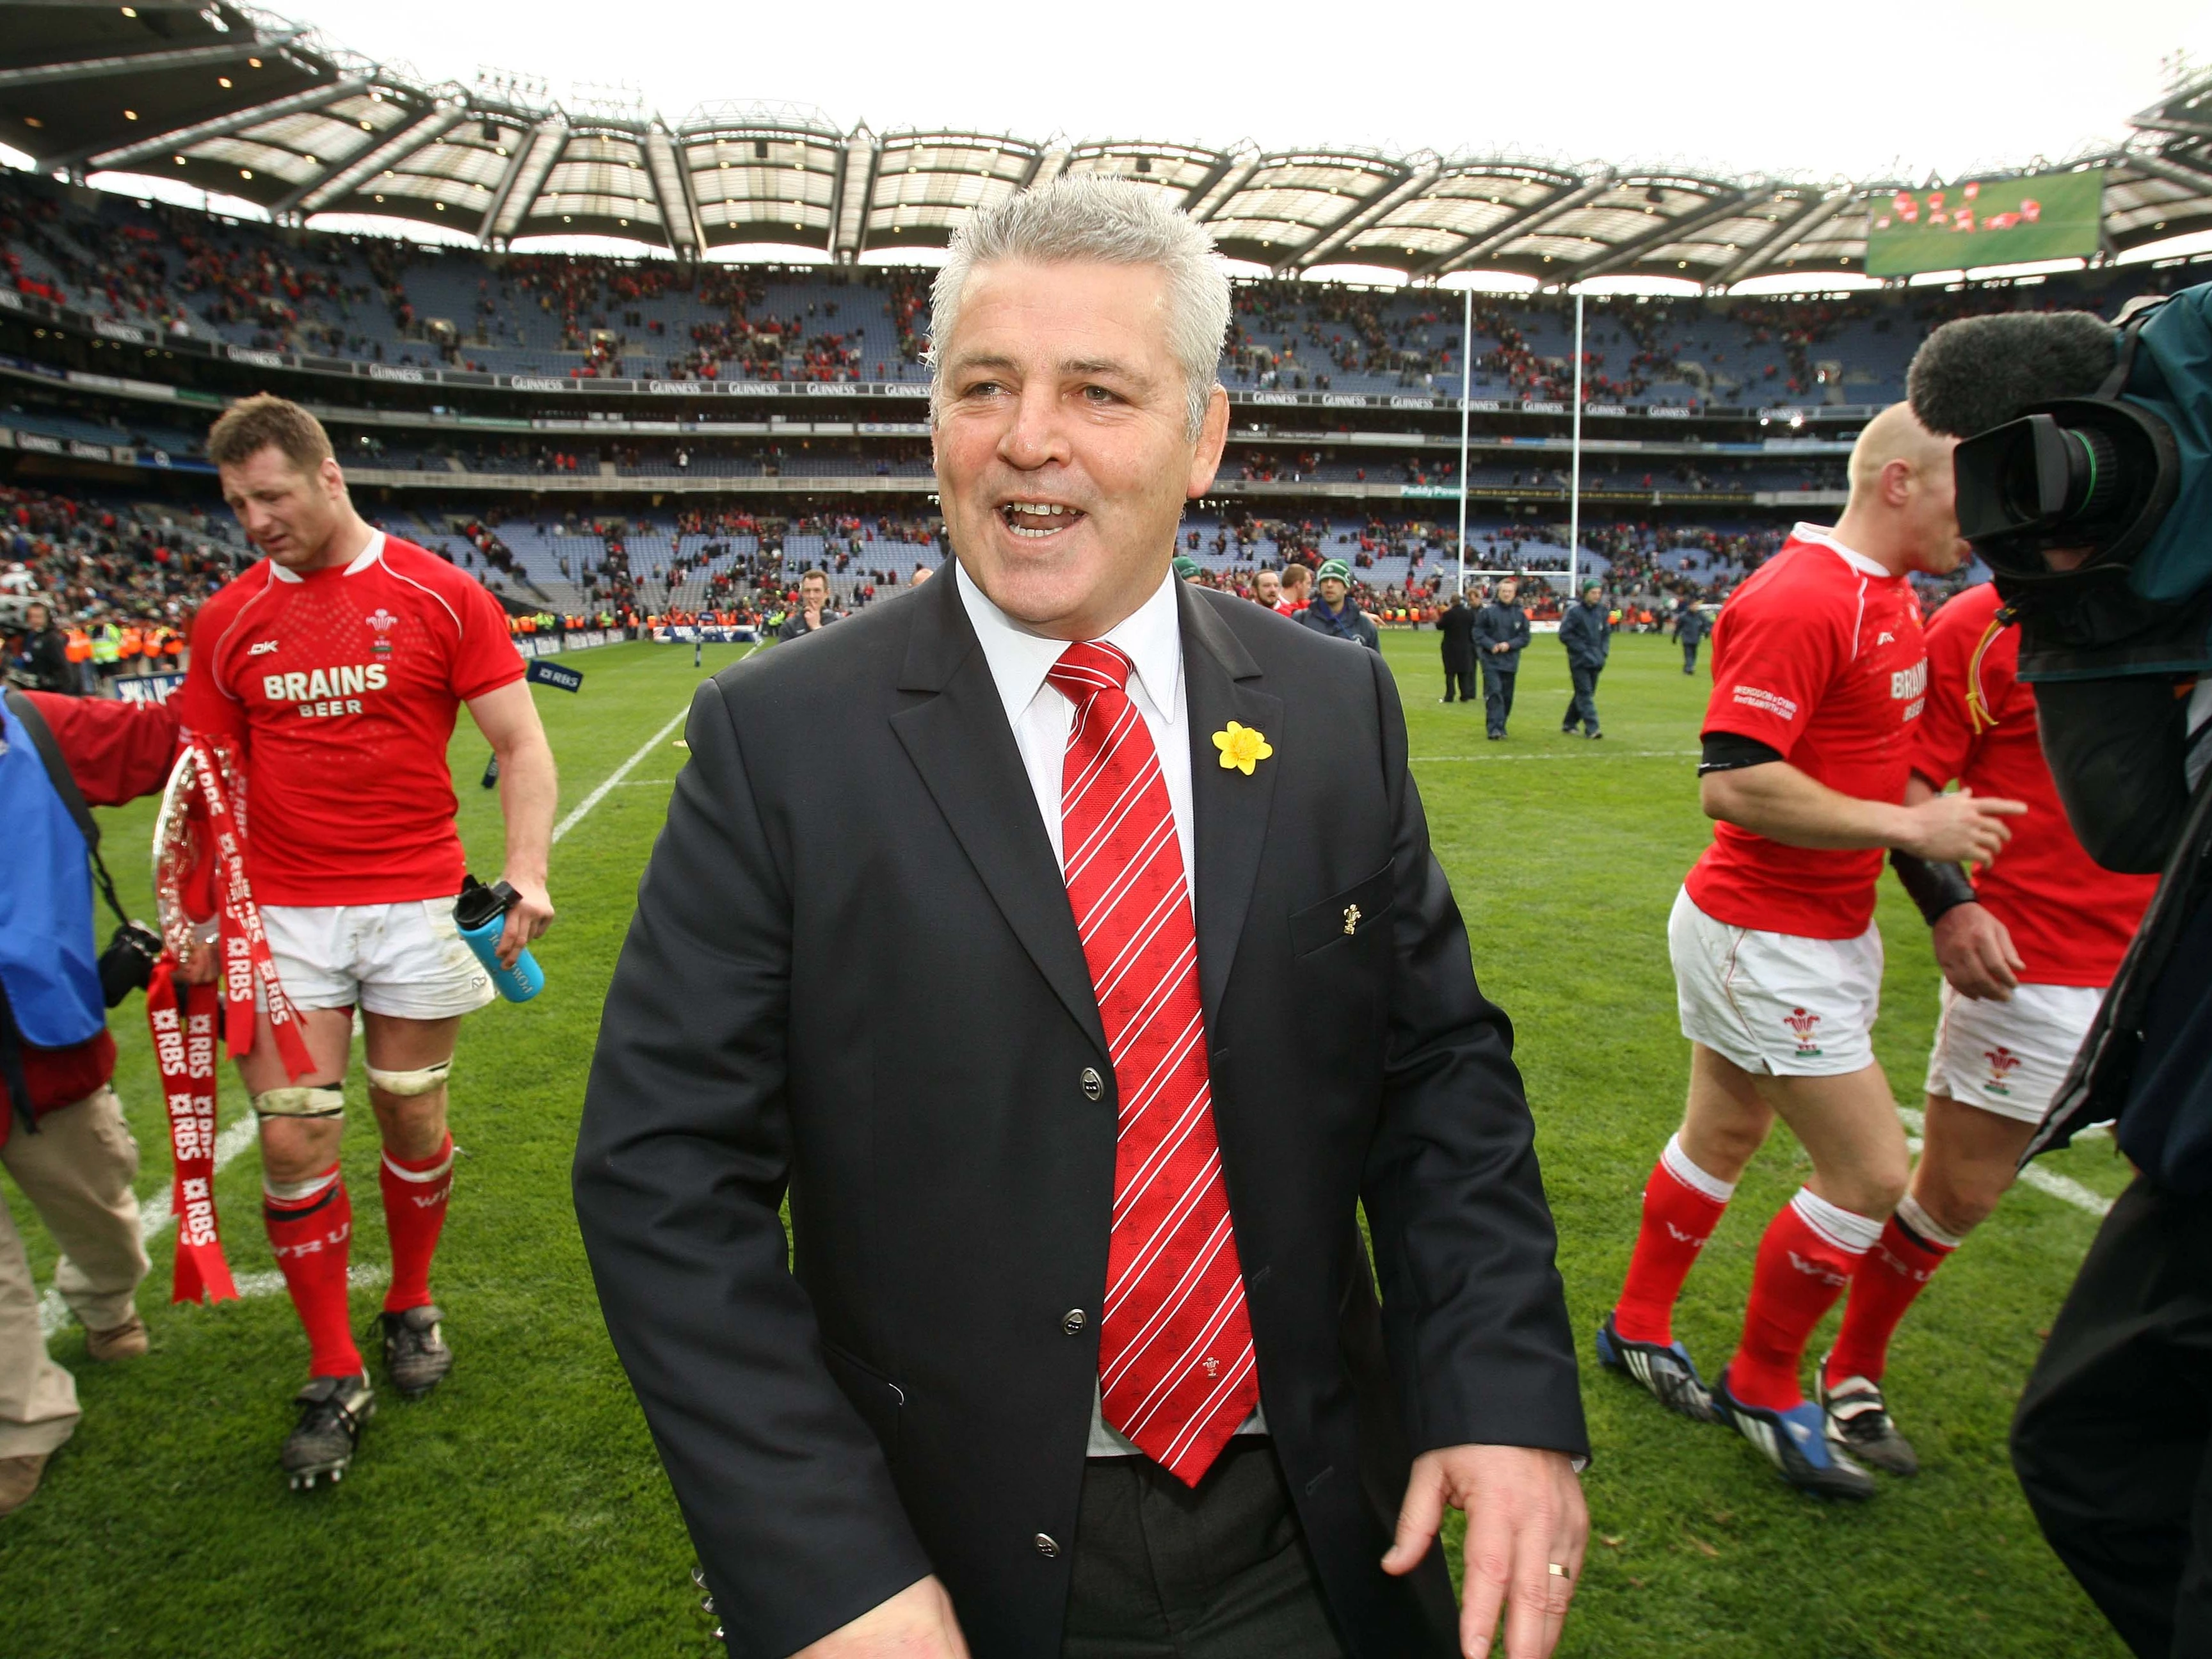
[88,621,121,674]
[64,628,92,664]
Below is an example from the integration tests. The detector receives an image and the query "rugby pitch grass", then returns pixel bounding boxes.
[3,625,2131,1657]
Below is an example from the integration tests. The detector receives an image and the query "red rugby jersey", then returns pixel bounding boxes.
[1685,526,1928,940]
[176,531,522,906]
[1912,581,2157,986]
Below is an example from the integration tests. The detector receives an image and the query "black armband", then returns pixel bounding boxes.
[1889,847,1978,927]
[1697,732,1784,775]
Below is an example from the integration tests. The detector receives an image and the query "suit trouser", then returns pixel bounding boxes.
[1681,639,1700,673]
[0,1087,148,1459]
[2012,1177,2212,1658]
[1062,1439,1347,1658]
[1441,666,1475,703]
[1480,662,1516,733]
[1563,664,1602,735]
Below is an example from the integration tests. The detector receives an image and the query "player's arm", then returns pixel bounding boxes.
[1697,737,2023,863]
[1892,773,2024,1001]
[464,679,557,965]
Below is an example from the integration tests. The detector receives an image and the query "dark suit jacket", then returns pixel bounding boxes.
[1436,602,1478,671]
[573,565,1586,1659]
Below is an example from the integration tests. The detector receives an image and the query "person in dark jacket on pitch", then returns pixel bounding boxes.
[1296,558,1379,650]
[1471,576,1532,739]
[1436,591,1478,704]
[1559,581,1610,739]
[1672,598,1707,675]
[8,604,75,694]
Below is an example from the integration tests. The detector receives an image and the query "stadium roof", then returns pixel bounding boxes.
[6,1,2212,285]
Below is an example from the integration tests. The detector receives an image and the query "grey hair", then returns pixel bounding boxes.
[927,175,1230,440]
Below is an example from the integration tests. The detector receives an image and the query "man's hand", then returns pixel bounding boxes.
[1382,1444,1587,1659]
[1895,787,2026,866]
[1932,901,2023,1001]
[496,874,554,970]
[791,1576,970,1659]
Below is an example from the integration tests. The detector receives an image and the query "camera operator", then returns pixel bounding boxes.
[1910,300,2212,1658]
[0,687,180,1517]
[6,602,74,694]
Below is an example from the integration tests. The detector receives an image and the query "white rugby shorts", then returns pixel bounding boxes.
[257,899,496,1020]
[1923,979,2103,1124]
[1669,887,1882,1077]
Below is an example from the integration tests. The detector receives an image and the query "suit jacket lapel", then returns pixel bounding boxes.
[890,570,1110,1061]
[1179,584,1281,1032]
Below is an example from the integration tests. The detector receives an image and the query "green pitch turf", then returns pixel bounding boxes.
[2,627,2131,1658]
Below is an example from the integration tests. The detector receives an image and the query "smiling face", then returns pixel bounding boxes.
[217,444,350,572]
[931,259,1228,641]
[1254,569,1281,605]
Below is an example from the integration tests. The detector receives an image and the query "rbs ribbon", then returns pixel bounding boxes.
[145,958,237,1305]
[183,735,313,1079]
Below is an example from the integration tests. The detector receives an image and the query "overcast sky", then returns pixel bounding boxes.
[281,0,2208,183]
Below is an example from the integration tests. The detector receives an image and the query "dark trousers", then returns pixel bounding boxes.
[1681,639,1700,674]
[1442,665,1475,703]
[1062,1440,1347,1659]
[1480,662,1516,735]
[2013,1177,2212,1658]
[1563,664,1602,735]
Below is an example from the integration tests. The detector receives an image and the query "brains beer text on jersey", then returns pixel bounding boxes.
[260,661,390,719]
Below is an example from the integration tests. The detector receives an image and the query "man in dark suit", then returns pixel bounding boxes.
[1672,598,1708,675]
[1471,579,1532,741]
[1436,592,1477,705]
[1557,582,1609,739]
[575,177,1587,1659]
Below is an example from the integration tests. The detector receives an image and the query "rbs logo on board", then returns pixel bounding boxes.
[264,662,389,719]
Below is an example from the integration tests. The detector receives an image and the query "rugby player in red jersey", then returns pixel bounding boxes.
[1812,577,2158,1469]
[1596,404,2024,1498]
[177,395,556,1488]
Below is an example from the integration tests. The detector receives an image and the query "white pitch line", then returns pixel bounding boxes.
[1896,1103,2112,1218]
[1411,749,1699,763]
[549,643,756,846]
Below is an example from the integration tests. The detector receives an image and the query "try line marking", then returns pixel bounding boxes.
[1411,749,1699,763]
[42,671,748,1335]
[550,643,756,845]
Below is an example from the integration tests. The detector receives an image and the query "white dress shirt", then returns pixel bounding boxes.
[952,559,1266,1456]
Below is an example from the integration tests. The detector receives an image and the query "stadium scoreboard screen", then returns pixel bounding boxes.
[1865,168,2104,276]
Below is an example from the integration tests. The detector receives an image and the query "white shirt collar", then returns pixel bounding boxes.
[954,559,1184,731]
[1791,521,1893,579]
[269,527,385,584]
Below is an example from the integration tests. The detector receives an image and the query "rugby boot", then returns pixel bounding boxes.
[378,1304,453,1399]
[1596,1310,1719,1423]
[1713,1366,1876,1501]
[1817,1359,1919,1477]
[283,1373,374,1490]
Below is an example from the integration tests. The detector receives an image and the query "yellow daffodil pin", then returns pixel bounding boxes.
[1212,721,1274,776]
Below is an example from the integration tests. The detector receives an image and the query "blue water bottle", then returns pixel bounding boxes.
[454,875,545,1003]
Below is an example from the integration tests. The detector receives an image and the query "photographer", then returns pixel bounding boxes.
[1909,299,2212,1658]
[0,687,180,1518]
[7,602,73,694]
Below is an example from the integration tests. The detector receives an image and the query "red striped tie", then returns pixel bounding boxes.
[1049,641,1258,1486]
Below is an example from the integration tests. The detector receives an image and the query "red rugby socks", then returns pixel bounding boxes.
[1825,1196,1960,1388]
[379,1132,454,1314]
[264,1166,362,1378]
[1613,1134,1736,1345]
[1728,1188,1882,1411]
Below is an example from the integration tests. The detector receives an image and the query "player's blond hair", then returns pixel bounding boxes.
[207,393,335,476]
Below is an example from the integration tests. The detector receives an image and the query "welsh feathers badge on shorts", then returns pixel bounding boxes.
[1782,1006,1823,1058]
[366,607,398,656]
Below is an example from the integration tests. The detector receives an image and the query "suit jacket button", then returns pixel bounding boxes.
[1062,1308,1086,1336]
[1034,1532,1061,1559]
[1080,1067,1104,1102]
